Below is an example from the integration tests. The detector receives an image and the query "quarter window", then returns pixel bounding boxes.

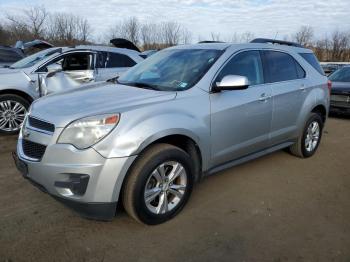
[106,53,136,68]
[215,51,264,86]
[263,51,305,83]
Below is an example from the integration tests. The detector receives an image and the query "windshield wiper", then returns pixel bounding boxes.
[119,81,161,91]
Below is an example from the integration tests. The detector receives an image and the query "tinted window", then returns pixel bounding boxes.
[263,51,304,83]
[106,53,136,68]
[216,51,264,85]
[97,52,108,68]
[329,67,350,82]
[0,49,23,63]
[300,53,324,75]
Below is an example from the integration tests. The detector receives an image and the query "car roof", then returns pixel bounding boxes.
[170,42,312,53]
[61,45,141,55]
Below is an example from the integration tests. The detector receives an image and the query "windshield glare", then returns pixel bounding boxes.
[10,48,61,69]
[118,49,222,91]
[329,67,350,82]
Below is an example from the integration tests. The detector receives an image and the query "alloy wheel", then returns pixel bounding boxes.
[305,121,320,152]
[144,161,187,215]
[0,100,27,132]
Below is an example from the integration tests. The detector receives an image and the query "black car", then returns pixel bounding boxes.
[0,40,53,68]
[329,66,350,114]
[0,46,24,67]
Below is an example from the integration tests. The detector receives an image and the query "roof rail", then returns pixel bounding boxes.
[198,41,225,44]
[250,38,303,48]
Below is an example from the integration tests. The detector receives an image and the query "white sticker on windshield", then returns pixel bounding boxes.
[178,82,188,89]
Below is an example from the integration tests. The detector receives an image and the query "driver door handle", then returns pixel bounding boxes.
[259,93,271,102]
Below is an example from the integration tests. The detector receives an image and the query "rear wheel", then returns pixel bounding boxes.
[122,144,194,225]
[0,94,30,135]
[289,113,323,158]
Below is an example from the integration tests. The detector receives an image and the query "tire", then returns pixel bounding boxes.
[122,143,194,225]
[289,112,324,158]
[0,94,30,135]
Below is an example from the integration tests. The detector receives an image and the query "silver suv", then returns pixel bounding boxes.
[14,39,330,225]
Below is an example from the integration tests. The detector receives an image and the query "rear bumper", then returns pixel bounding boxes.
[330,103,350,114]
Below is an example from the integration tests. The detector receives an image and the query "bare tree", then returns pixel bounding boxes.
[294,26,314,46]
[47,12,91,45]
[330,30,349,61]
[6,6,48,40]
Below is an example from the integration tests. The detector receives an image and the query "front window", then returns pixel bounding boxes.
[118,49,222,91]
[329,67,350,82]
[10,48,61,69]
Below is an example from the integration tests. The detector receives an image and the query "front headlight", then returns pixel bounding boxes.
[58,114,120,149]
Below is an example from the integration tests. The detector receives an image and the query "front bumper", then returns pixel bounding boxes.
[15,135,137,220]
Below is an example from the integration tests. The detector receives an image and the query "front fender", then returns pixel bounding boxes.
[93,89,211,170]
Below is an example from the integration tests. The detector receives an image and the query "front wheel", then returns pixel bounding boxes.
[0,94,30,135]
[122,144,194,225]
[289,113,324,158]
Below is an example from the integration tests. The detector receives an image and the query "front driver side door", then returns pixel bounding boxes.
[210,50,273,167]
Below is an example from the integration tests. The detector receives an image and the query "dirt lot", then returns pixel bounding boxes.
[0,116,349,262]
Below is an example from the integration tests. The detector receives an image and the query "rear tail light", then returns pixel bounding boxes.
[327,80,332,95]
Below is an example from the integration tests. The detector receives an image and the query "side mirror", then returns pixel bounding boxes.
[213,75,249,92]
[46,63,62,77]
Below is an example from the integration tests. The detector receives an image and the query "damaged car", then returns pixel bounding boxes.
[0,44,144,134]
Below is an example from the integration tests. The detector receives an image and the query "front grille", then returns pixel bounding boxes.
[28,116,55,133]
[22,140,47,161]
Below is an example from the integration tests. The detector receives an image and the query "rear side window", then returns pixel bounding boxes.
[263,51,305,83]
[106,53,136,68]
[299,53,325,75]
[0,49,23,63]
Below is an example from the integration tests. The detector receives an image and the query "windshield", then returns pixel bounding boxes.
[10,48,61,69]
[329,67,350,82]
[118,48,223,91]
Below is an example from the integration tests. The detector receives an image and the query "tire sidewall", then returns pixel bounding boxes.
[132,148,194,225]
[301,113,323,158]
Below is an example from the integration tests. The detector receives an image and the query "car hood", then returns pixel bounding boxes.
[30,82,177,128]
[0,69,33,87]
[331,81,350,95]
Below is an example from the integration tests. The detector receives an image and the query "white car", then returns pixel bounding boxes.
[0,44,144,134]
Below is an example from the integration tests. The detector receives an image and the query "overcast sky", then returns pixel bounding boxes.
[1,0,349,42]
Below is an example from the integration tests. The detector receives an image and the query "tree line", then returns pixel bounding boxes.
[0,6,349,61]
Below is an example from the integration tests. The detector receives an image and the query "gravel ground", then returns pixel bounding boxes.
[0,116,349,262]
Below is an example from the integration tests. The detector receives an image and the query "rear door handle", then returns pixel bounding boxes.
[259,93,271,102]
[300,84,306,91]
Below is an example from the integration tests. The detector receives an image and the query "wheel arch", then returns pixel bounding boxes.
[115,133,204,204]
[0,89,34,104]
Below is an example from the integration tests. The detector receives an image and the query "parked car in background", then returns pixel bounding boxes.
[14,39,329,224]
[0,45,24,68]
[0,40,53,68]
[0,45,144,134]
[329,66,350,114]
